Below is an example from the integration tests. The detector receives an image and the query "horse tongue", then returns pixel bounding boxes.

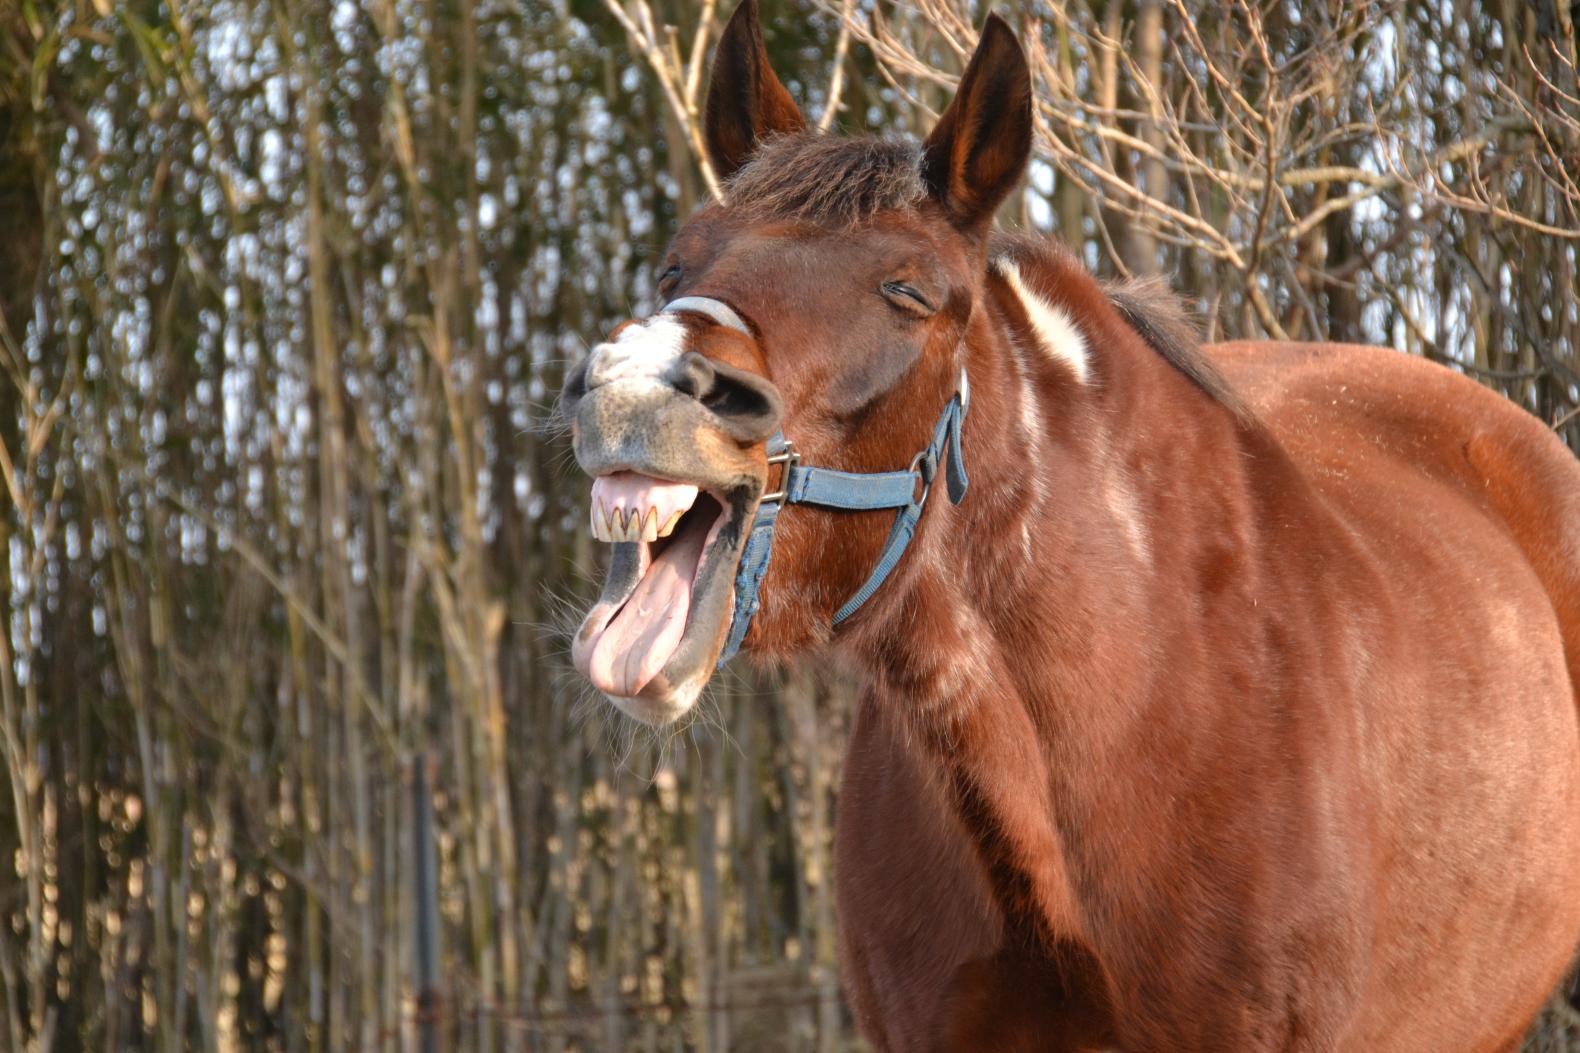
[584,510,710,698]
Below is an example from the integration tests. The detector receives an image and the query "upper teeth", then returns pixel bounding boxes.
[587,473,700,544]
[591,504,671,543]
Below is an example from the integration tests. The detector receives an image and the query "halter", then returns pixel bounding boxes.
[663,297,970,666]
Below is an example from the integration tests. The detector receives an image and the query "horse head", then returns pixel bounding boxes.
[560,0,1032,723]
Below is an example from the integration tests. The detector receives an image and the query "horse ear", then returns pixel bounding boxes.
[704,0,807,182]
[921,14,1033,231]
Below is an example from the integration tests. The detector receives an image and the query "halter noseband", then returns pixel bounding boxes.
[663,296,970,666]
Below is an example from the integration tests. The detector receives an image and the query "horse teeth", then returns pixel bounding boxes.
[593,503,620,543]
[587,475,701,544]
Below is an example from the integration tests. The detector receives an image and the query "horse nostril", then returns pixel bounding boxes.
[669,352,716,401]
[681,354,783,442]
[561,358,591,404]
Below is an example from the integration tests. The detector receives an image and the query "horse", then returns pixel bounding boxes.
[558,3,1580,1048]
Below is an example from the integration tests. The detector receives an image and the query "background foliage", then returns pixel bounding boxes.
[0,0,1575,1050]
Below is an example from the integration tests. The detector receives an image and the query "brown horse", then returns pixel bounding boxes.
[560,3,1580,1048]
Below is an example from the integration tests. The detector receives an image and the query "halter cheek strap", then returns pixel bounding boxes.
[660,296,970,667]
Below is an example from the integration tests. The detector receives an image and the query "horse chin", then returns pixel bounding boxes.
[603,669,711,726]
[572,481,752,726]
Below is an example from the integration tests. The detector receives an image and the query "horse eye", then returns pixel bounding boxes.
[881,280,932,315]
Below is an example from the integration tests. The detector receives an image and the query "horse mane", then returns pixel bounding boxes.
[723,134,923,225]
[1101,277,1250,421]
[991,232,1249,420]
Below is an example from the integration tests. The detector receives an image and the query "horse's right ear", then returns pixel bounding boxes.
[704,0,807,182]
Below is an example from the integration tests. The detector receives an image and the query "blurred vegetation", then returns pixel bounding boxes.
[0,0,1574,1050]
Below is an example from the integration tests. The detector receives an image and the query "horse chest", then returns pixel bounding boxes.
[831,695,1368,1051]
[834,702,1124,1051]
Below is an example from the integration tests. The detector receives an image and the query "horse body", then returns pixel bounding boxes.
[833,238,1580,1051]
[562,5,1580,1047]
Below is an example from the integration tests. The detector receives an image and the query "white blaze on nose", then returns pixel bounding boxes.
[994,258,1091,385]
[587,315,690,387]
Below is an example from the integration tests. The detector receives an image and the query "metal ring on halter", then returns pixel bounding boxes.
[906,450,932,506]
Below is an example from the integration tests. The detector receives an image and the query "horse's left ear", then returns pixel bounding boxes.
[921,14,1033,231]
[704,0,808,182]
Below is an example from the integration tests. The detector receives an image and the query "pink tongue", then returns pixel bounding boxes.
[585,474,708,698]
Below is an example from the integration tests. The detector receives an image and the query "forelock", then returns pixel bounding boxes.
[722,134,925,226]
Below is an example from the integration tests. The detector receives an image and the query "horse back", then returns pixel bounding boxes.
[1210,339,1580,697]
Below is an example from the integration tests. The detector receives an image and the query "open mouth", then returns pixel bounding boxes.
[571,471,750,718]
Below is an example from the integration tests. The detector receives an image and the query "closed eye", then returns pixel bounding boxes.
[881,280,933,316]
[658,265,682,295]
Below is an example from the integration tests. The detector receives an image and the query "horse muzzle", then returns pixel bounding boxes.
[560,313,782,724]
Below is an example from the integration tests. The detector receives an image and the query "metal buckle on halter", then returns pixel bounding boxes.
[906,450,932,506]
[761,441,800,504]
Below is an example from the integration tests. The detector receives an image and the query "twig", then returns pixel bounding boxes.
[817,0,856,132]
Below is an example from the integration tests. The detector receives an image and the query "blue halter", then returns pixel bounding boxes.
[662,297,970,666]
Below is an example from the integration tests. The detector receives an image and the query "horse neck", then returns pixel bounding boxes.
[846,252,1259,924]
[861,252,1252,719]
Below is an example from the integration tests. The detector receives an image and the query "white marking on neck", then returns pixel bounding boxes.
[1104,471,1152,566]
[996,297,1052,568]
[587,315,689,387]
[993,258,1090,385]
[1002,317,1043,445]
